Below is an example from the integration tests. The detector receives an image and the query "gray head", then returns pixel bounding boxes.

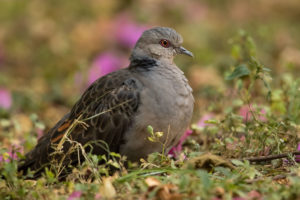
[130,27,193,63]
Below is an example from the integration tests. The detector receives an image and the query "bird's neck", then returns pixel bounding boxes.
[129,56,158,71]
[130,48,174,67]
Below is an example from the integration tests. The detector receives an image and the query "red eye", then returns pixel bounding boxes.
[159,39,170,48]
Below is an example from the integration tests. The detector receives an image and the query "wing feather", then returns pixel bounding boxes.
[18,69,142,178]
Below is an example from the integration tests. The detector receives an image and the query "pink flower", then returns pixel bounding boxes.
[168,114,214,157]
[239,105,267,122]
[0,146,23,163]
[259,108,267,121]
[94,193,102,199]
[240,135,246,142]
[0,152,17,162]
[36,128,44,140]
[114,14,147,48]
[0,88,12,109]
[88,52,127,85]
[67,191,82,200]
[168,129,193,157]
[197,114,214,128]
[248,190,262,199]
[239,105,251,122]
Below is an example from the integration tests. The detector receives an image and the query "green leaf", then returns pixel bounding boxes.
[263,67,272,72]
[225,64,250,80]
[205,119,218,124]
[99,154,107,162]
[231,44,241,60]
[110,152,121,158]
[108,160,120,169]
[147,125,154,135]
[231,159,244,166]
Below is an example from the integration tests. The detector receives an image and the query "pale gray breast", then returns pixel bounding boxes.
[119,64,194,161]
[137,64,193,124]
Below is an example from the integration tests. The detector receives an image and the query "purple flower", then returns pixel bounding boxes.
[0,88,12,109]
[67,191,82,200]
[168,129,193,157]
[0,146,23,163]
[114,14,147,48]
[0,152,17,163]
[88,52,128,85]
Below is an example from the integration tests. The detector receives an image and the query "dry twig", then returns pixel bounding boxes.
[242,151,300,163]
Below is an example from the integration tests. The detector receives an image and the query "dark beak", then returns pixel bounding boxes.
[177,46,194,57]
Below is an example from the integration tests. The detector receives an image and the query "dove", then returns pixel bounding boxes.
[18,27,194,178]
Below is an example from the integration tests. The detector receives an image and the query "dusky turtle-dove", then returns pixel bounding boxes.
[18,27,194,178]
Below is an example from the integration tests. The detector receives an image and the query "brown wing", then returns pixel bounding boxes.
[18,69,142,178]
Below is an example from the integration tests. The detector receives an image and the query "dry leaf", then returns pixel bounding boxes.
[215,186,225,196]
[99,177,116,198]
[157,184,182,200]
[145,177,182,200]
[145,177,161,188]
[184,153,235,171]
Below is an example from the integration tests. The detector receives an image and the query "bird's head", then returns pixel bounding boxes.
[130,27,193,64]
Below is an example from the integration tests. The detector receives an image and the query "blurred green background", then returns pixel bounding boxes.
[1,0,300,148]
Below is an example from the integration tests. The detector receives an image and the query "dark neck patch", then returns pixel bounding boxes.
[129,57,158,71]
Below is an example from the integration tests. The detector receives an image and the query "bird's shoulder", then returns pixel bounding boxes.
[69,69,142,118]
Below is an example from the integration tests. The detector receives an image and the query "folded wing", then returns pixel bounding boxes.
[18,69,142,178]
